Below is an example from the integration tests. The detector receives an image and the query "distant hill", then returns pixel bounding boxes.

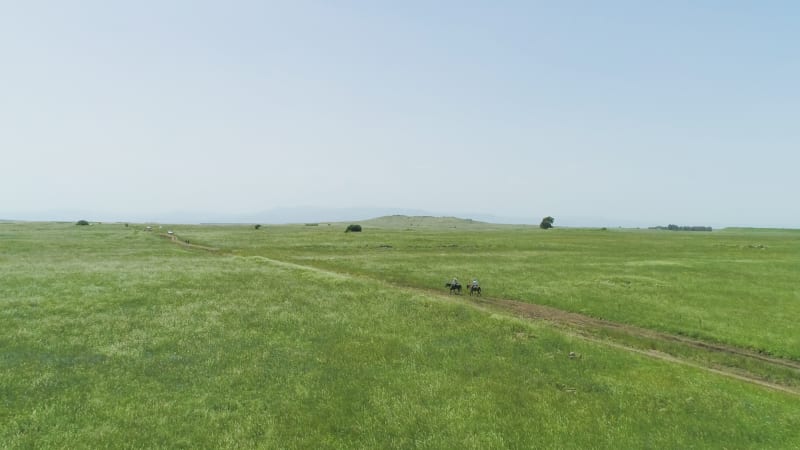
[358,215,519,229]
[241,207,437,225]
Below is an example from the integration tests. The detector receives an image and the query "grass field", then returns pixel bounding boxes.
[1,220,799,448]
[182,218,800,358]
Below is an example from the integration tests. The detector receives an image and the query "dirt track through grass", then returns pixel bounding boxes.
[434,290,800,396]
[168,234,800,396]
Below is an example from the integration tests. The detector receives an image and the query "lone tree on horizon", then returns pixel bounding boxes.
[540,216,554,229]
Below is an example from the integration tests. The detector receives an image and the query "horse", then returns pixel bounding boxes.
[445,282,462,295]
[469,285,481,296]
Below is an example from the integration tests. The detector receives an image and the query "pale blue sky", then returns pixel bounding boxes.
[2,1,798,226]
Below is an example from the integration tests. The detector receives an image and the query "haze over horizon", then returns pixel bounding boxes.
[2,2,798,229]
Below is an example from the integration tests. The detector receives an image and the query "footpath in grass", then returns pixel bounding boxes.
[1,222,799,448]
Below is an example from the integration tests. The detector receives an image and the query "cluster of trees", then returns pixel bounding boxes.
[540,216,554,229]
[651,224,712,232]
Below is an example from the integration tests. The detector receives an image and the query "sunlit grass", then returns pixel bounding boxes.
[1,222,799,448]
[195,222,800,359]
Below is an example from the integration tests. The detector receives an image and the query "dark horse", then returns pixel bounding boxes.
[469,285,481,296]
[445,282,462,294]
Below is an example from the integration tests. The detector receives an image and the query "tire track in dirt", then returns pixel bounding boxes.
[460,295,800,395]
[480,296,800,372]
[158,233,220,251]
[425,291,800,395]
[579,335,800,396]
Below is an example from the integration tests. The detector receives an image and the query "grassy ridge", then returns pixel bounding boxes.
[1,222,799,448]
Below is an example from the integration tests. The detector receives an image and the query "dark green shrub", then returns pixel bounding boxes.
[345,224,362,233]
[76,220,90,226]
[254,224,261,230]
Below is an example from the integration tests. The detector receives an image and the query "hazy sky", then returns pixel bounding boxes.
[2,1,798,227]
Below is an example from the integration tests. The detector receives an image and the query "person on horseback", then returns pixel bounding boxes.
[469,278,481,295]
[452,277,459,287]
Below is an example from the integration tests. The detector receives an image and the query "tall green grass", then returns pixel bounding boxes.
[1,222,799,448]
[187,222,800,360]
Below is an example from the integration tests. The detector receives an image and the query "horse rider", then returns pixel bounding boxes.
[471,279,479,290]
[452,277,459,287]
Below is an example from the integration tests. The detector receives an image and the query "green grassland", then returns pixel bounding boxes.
[1,220,799,448]
[186,219,800,359]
